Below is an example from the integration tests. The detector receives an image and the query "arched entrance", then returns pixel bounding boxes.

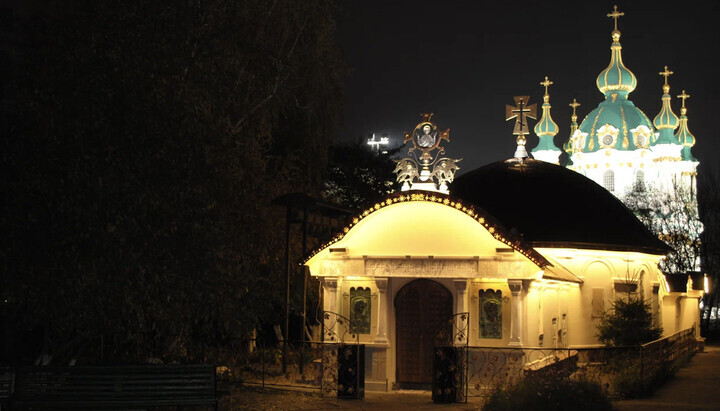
[394,279,453,388]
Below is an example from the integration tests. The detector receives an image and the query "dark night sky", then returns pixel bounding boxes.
[336,0,720,175]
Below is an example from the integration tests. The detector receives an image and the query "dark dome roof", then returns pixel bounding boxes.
[450,158,670,254]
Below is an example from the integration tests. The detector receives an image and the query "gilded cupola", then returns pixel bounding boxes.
[675,90,697,161]
[652,66,680,146]
[596,6,637,97]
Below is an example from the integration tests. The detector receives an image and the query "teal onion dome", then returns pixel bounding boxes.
[675,91,697,161]
[596,30,637,98]
[534,96,560,141]
[578,16,654,154]
[533,79,560,152]
[652,72,680,146]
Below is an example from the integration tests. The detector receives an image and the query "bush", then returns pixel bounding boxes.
[483,369,612,411]
[597,296,662,346]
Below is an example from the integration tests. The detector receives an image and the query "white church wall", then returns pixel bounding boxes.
[536,248,665,347]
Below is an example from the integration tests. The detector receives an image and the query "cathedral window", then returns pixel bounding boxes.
[603,170,615,192]
[634,170,645,191]
[349,287,371,334]
[479,289,502,339]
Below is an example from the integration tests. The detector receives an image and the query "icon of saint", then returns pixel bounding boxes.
[417,124,436,148]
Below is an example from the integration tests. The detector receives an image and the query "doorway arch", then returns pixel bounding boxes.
[394,279,453,387]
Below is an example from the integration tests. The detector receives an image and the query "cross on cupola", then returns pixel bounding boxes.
[659,66,673,85]
[674,89,697,159]
[659,65,674,95]
[569,98,581,134]
[677,90,690,108]
[569,99,580,115]
[607,5,624,35]
[506,96,537,159]
[541,76,553,95]
[532,77,561,164]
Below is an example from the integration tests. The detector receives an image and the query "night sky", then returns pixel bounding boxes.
[336,0,720,175]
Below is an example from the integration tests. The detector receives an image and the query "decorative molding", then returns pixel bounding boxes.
[374,278,388,290]
[365,258,478,278]
[324,277,338,289]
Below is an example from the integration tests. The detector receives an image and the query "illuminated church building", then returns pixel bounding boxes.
[532,8,699,206]
[305,7,703,391]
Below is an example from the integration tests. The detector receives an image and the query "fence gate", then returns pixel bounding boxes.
[432,312,469,403]
[320,311,364,398]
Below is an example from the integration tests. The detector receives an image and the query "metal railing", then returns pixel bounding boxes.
[238,339,324,389]
[466,326,698,398]
[236,326,698,398]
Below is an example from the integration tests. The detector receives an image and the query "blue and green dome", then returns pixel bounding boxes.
[652,79,680,146]
[577,28,655,153]
[532,78,560,154]
[577,95,654,152]
[675,92,697,161]
[596,31,637,97]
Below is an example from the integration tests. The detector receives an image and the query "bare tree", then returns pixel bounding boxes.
[698,167,720,336]
[622,179,703,275]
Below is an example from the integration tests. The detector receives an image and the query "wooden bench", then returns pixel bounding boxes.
[11,364,217,410]
[1,367,13,410]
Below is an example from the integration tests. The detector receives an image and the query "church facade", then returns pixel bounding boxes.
[304,6,703,392]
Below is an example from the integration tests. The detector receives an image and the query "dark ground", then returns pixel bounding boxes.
[220,343,720,410]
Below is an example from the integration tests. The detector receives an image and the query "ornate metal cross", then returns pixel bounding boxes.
[677,90,690,108]
[659,66,674,86]
[569,98,581,114]
[505,96,537,136]
[607,5,624,31]
[540,76,553,95]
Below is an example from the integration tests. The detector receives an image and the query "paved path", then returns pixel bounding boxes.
[613,343,720,410]
[223,344,720,410]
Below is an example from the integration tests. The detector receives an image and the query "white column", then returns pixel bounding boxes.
[508,280,524,348]
[323,277,339,313]
[454,279,468,345]
[322,277,339,340]
[374,278,389,344]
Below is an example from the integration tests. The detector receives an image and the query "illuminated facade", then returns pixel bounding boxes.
[305,5,703,393]
[305,140,702,392]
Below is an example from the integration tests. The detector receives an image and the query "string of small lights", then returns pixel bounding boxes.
[302,190,549,268]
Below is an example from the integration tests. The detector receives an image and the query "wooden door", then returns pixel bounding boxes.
[395,279,452,386]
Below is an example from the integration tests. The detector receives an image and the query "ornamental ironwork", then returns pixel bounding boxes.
[395,113,461,194]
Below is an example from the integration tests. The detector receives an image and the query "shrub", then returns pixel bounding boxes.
[483,368,612,411]
[597,296,662,347]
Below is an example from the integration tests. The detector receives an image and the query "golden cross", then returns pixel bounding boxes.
[677,90,690,108]
[607,5,624,31]
[569,98,580,115]
[505,96,537,136]
[540,76,553,95]
[659,66,673,86]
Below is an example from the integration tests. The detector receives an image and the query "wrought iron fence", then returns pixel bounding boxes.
[466,326,699,399]
[236,326,698,399]
[238,339,324,389]
[320,311,362,398]
[432,312,469,404]
[238,311,364,398]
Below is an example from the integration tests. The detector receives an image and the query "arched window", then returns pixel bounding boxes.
[635,170,645,191]
[479,289,502,339]
[603,170,615,192]
[349,287,371,334]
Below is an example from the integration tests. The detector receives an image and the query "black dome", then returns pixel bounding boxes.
[451,158,670,254]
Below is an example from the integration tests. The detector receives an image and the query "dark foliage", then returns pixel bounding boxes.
[597,296,662,347]
[1,1,344,364]
[483,368,612,411]
[321,139,401,210]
